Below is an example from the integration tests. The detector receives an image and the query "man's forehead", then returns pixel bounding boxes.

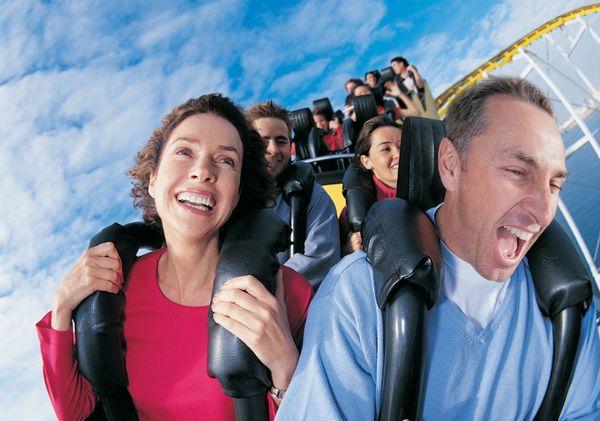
[253,117,290,137]
[480,96,563,148]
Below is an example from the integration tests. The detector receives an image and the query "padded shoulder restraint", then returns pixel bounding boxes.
[359,116,446,421]
[342,162,376,233]
[278,161,315,255]
[74,222,164,421]
[307,127,326,159]
[362,199,440,421]
[527,220,592,421]
[207,209,289,420]
[341,117,355,150]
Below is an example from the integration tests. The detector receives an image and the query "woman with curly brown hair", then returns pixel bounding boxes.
[36,94,312,420]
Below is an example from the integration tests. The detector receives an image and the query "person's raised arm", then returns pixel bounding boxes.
[38,242,124,420]
[407,65,424,90]
[385,81,421,119]
[52,242,124,330]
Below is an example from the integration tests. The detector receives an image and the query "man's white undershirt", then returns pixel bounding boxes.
[431,205,511,329]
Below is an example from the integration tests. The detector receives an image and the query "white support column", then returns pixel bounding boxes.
[577,15,600,47]
[546,33,598,97]
[520,62,534,79]
[563,19,587,54]
[558,198,600,292]
[519,46,600,158]
[565,130,600,158]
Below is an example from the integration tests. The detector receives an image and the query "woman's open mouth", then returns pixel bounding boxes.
[176,192,215,211]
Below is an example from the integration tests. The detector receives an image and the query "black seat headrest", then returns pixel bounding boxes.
[307,127,327,159]
[312,97,334,121]
[378,66,395,85]
[397,117,447,211]
[353,94,379,129]
[291,108,315,161]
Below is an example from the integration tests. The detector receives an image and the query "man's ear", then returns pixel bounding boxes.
[360,154,373,171]
[438,137,460,192]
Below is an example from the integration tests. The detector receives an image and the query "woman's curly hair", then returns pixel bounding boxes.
[129,93,275,230]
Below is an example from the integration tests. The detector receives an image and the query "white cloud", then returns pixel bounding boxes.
[238,0,387,104]
[270,58,331,97]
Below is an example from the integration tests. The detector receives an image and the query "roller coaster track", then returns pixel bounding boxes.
[435,3,600,116]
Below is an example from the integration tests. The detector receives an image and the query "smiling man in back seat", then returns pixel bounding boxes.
[247,101,340,291]
[276,77,600,420]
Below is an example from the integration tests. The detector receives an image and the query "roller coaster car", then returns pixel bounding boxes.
[291,107,349,173]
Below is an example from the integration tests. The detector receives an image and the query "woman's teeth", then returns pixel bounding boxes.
[176,192,215,210]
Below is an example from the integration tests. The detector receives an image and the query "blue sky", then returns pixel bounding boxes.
[0,1,598,418]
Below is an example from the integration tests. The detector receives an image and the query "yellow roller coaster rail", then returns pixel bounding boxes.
[434,3,600,117]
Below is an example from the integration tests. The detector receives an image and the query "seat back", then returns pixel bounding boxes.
[396,116,446,210]
[291,108,315,161]
[312,97,334,121]
[365,117,445,420]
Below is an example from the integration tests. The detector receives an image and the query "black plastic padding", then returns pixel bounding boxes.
[94,387,138,421]
[312,97,334,121]
[527,220,592,318]
[397,117,446,211]
[307,127,326,159]
[234,395,270,421]
[279,161,315,203]
[294,138,310,161]
[122,222,164,250]
[290,108,314,137]
[363,199,440,310]
[291,108,315,161]
[353,94,379,128]
[383,99,397,121]
[341,117,355,150]
[533,307,583,421]
[370,85,386,108]
[279,161,315,257]
[342,163,376,233]
[74,222,163,421]
[207,209,290,398]
[280,161,315,202]
[393,74,411,95]
[378,284,428,421]
[378,66,395,85]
